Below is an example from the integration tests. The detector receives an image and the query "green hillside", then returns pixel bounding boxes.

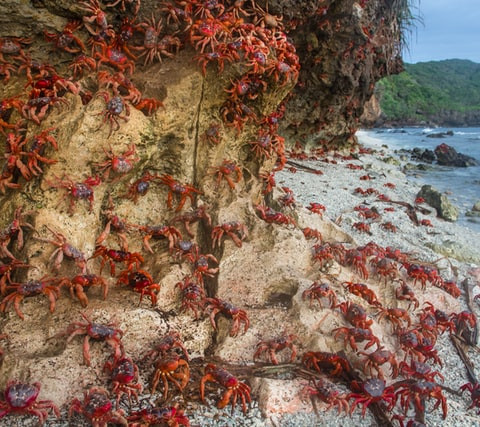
[376,59,480,124]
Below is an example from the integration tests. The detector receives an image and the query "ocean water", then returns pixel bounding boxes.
[357,127,480,232]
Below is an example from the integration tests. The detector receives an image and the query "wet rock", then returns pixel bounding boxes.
[382,156,400,165]
[434,143,479,167]
[410,147,436,163]
[426,130,454,138]
[416,185,459,222]
[465,201,480,217]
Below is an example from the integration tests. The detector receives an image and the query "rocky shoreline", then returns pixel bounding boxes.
[5,132,480,427]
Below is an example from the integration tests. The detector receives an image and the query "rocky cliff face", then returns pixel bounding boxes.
[0,0,405,419]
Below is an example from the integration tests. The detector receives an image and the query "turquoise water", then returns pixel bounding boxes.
[358,127,480,232]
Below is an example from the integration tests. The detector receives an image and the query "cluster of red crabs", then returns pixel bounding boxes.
[0,0,479,426]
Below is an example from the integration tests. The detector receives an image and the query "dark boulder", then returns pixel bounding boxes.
[426,130,454,138]
[434,143,479,167]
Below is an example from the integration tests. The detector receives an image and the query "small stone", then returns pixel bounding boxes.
[472,201,480,212]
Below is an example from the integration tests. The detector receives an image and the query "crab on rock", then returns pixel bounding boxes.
[0,380,60,424]
[200,363,251,414]
[69,386,128,426]
[253,333,297,365]
[60,312,124,366]
[205,297,249,337]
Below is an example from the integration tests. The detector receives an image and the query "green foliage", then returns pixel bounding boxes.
[377,59,480,121]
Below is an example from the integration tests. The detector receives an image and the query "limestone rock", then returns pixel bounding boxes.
[417,185,459,222]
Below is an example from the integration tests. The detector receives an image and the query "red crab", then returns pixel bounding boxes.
[333,327,380,352]
[127,406,190,427]
[135,224,182,253]
[104,0,140,14]
[306,379,350,414]
[123,172,159,202]
[307,202,326,217]
[61,312,124,366]
[200,363,251,414]
[210,159,243,189]
[25,127,59,177]
[348,378,395,417]
[259,171,276,194]
[175,275,206,319]
[142,330,190,362]
[134,97,165,115]
[94,92,130,138]
[381,222,397,233]
[302,351,351,377]
[393,380,447,419]
[97,71,141,104]
[3,132,31,182]
[399,360,444,383]
[255,204,296,227]
[358,346,399,379]
[352,222,371,234]
[395,280,419,310]
[0,260,31,295]
[0,37,32,62]
[191,250,219,283]
[0,207,34,259]
[116,269,160,306]
[0,276,61,320]
[248,130,283,158]
[150,355,190,397]
[104,356,142,407]
[302,227,323,242]
[35,226,87,273]
[343,249,368,279]
[60,274,108,307]
[190,18,227,53]
[172,240,199,263]
[460,382,480,415]
[44,20,86,54]
[172,205,212,238]
[22,91,69,125]
[69,54,97,79]
[81,0,113,35]
[422,303,455,335]
[336,301,373,329]
[159,174,202,212]
[342,282,382,307]
[253,333,297,365]
[93,143,138,181]
[96,196,134,251]
[134,15,180,65]
[376,307,411,329]
[0,380,59,424]
[311,243,335,269]
[201,123,222,145]
[47,174,101,214]
[211,221,248,248]
[302,281,337,309]
[205,297,249,337]
[69,386,127,426]
[278,187,296,208]
[90,245,144,276]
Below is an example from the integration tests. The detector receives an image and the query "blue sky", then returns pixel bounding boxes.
[403,0,480,63]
